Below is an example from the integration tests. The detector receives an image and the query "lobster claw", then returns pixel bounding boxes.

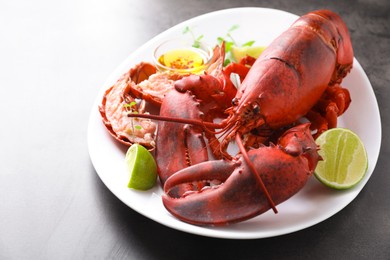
[156,90,209,188]
[162,123,319,226]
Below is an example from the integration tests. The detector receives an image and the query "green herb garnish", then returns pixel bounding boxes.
[124,101,137,109]
[183,24,258,66]
[217,25,257,66]
[183,26,204,48]
[124,101,143,132]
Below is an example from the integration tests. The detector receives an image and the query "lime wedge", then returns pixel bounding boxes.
[231,45,265,61]
[315,128,368,189]
[125,144,157,190]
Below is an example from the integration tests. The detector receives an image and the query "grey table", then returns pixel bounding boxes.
[1,0,389,259]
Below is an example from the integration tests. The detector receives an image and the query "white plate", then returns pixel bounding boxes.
[88,8,381,239]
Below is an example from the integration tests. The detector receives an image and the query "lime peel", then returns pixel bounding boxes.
[315,128,368,190]
[125,144,158,190]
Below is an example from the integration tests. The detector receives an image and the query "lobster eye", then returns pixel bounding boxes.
[232,98,238,106]
[253,104,260,114]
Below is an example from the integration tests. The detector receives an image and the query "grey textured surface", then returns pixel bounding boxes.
[0,0,389,259]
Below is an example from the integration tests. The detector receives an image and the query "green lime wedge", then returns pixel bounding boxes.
[231,45,265,61]
[125,144,157,190]
[315,128,368,189]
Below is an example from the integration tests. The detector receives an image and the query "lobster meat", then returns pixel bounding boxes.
[99,65,159,148]
[101,10,354,225]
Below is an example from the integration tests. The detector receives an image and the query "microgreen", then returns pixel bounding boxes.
[125,101,139,115]
[216,25,257,66]
[242,40,255,47]
[124,101,137,109]
[183,26,204,48]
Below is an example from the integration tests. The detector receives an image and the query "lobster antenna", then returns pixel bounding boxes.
[127,113,225,130]
[235,133,278,214]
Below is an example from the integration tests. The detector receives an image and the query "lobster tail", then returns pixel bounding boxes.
[298,10,354,84]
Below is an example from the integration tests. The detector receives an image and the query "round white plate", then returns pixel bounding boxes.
[88,7,381,239]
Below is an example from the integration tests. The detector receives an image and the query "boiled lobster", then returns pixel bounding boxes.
[101,9,354,225]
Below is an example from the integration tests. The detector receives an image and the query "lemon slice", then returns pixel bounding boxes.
[315,128,368,189]
[125,144,157,190]
[231,45,265,61]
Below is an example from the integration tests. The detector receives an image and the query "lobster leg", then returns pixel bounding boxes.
[319,84,351,128]
[305,110,329,138]
[305,84,351,137]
